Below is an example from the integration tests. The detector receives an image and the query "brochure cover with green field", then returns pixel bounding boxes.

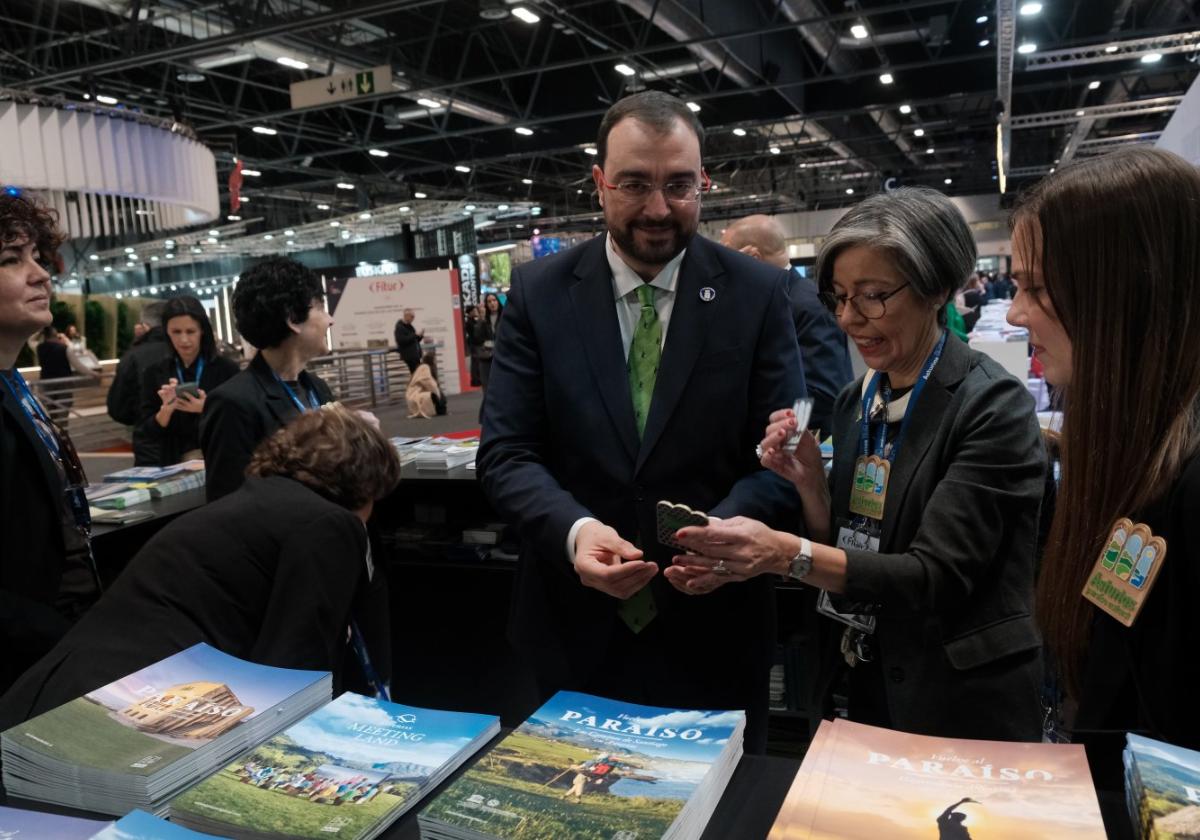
[420,691,742,839]
[5,643,325,776]
[171,692,498,839]
[1125,734,1200,838]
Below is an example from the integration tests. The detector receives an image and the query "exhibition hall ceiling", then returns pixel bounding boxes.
[2,0,1198,241]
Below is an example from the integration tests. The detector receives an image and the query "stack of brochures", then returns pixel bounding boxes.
[1124,733,1200,839]
[172,692,500,840]
[1,643,331,817]
[411,437,479,470]
[768,718,1107,839]
[391,436,431,465]
[418,690,744,840]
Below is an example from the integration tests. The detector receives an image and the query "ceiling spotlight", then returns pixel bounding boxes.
[465,204,476,211]
[151,256,159,262]
[330,221,341,227]
[455,164,472,173]
[276,56,309,70]
[846,187,855,195]
[88,254,99,261]
[166,253,175,259]
[686,102,701,112]
[177,71,205,83]
[340,229,350,239]
[96,94,118,105]
[1141,52,1163,63]
[317,203,330,210]
[944,177,953,185]
[732,127,747,137]
[189,282,196,288]
[369,148,389,157]
[284,229,295,236]
[125,262,134,268]
[1075,109,1086,117]
[263,234,274,240]
[399,206,411,212]
[463,210,472,215]
[769,145,781,155]
[417,98,442,108]
[239,197,249,203]
[879,72,894,84]
[149,286,159,294]
[205,238,217,244]
[899,104,912,114]
[531,206,542,214]
[914,128,925,137]
[976,14,987,23]
[164,239,175,247]
[227,214,241,221]
[498,204,509,210]
[850,24,869,40]
[584,146,598,155]
[979,39,990,47]
[359,212,372,219]
[515,126,534,136]
[1019,2,1043,15]
[336,182,355,190]
[511,6,540,23]
[209,229,222,236]
[103,266,112,272]
[124,247,134,253]
[522,177,533,184]
[1088,80,1101,90]
[1018,42,1037,54]
[252,125,278,135]
[191,246,202,253]
[1104,45,1119,53]
[926,147,935,154]
[614,63,636,77]
[414,191,427,198]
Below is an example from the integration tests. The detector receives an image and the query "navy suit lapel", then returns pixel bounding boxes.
[570,240,640,463]
[636,239,725,473]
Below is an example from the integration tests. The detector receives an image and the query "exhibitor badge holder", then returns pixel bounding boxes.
[1082,516,1167,627]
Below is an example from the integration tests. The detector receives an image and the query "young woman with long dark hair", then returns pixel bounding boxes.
[1007,146,1200,830]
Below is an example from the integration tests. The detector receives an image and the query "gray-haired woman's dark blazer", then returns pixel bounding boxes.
[817,332,1046,741]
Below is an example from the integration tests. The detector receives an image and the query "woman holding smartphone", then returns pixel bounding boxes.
[133,295,237,466]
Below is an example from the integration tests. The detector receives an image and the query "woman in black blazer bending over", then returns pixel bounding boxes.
[0,405,401,729]
[133,295,237,466]
[669,188,1046,742]
[1006,147,1200,833]
[200,257,336,501]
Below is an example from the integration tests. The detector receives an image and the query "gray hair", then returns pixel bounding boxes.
[140,301,166,329]
[815,187,976,321]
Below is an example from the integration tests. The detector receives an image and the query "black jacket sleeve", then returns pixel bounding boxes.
[200,386,264,502]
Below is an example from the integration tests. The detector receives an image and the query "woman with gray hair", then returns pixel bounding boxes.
[667,188,1046,740]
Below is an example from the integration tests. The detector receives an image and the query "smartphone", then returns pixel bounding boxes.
[174,382,202,401]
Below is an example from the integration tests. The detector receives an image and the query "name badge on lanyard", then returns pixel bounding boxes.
[846,330,947,521]
[272,370,321,413]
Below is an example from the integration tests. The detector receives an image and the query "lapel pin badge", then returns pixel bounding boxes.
[699,287,716,302]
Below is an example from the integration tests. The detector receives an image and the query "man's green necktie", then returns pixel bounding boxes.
[619,283,661,633]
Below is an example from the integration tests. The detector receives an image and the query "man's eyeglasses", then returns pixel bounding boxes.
[819,282,911,320]
[596,171,711,204]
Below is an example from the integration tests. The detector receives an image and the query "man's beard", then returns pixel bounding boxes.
[610,217,694,267]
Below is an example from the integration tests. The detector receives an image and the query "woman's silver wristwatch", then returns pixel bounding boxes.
[787,537,814,581]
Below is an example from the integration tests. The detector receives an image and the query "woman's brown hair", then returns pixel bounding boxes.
[1011,147,1200,694]
[0,193,67,263]
[247,405,401,510]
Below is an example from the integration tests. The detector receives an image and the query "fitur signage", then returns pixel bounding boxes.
[289,65,393,110]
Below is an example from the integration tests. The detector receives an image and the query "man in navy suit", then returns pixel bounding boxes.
[477,92,805,751]
[721,214,854,435]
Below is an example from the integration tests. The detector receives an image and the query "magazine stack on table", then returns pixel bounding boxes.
[768,718,1107,839]
[92,808,226,838]
[1,643,331,817]
[1123,733,1200,838]
[418,690,744,840]
[171,692,499,840]
[409,437,479,470]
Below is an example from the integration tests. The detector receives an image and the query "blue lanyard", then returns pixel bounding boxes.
[858,330,947,465]
[176,355,205,384]
[1,368,60,457]
[271,369,321,413]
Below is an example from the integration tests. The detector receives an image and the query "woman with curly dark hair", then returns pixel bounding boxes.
[0,405,402,727]
[200,256,336,501]
[133,295,238,465]
[0,192,100,695]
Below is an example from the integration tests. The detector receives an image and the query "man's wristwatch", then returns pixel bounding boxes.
[787,537,814,581]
